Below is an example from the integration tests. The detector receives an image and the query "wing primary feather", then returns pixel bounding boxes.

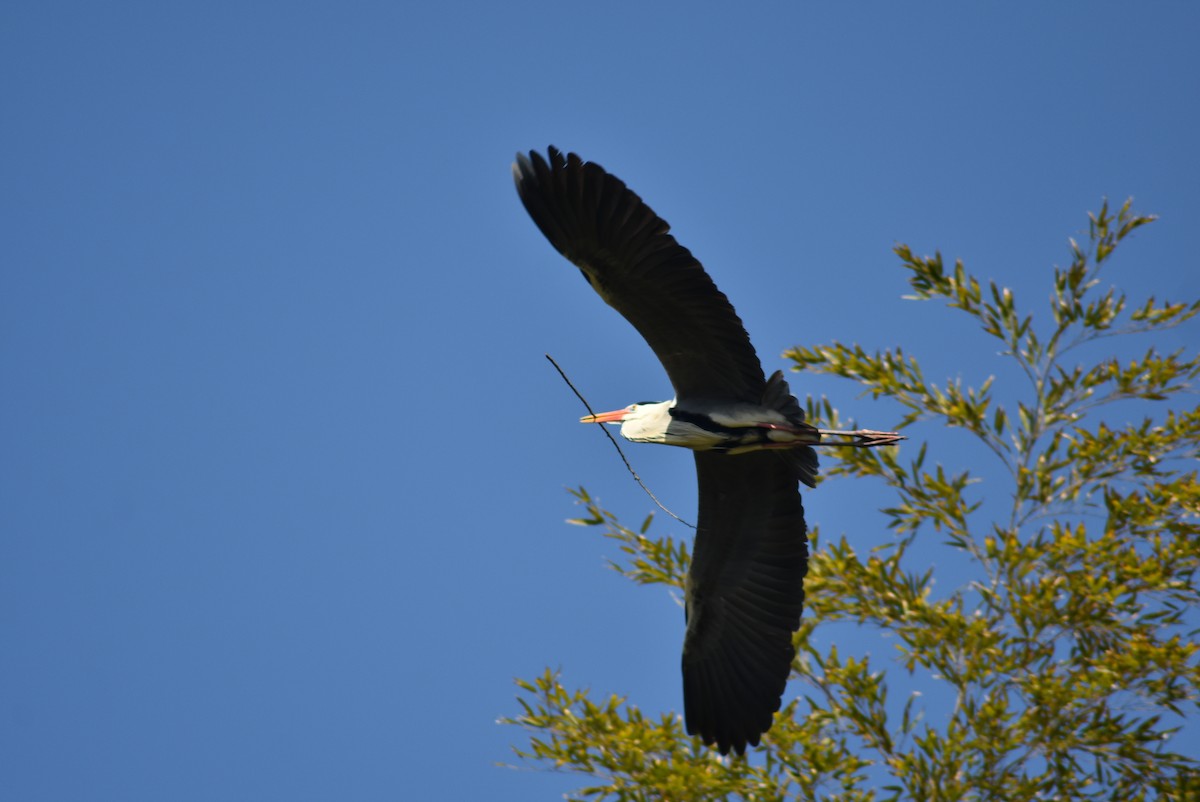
[513,147,767,402]
[682,451,809,754]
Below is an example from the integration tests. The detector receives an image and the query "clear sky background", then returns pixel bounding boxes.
[3,3,1198,800]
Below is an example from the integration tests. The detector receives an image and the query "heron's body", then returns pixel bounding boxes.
[513,147,898,755]
[588,372,823,480]
[613,399,818,452]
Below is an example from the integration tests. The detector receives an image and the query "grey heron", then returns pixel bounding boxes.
[513,146,901,755]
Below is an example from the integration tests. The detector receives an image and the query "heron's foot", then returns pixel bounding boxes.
[816,428,906,448]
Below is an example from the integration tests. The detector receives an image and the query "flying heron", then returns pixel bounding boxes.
[513,146,902,755]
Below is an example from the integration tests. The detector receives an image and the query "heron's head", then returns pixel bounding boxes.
[580,400,674,442]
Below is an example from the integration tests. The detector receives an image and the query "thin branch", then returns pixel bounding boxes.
[545,354,695,529]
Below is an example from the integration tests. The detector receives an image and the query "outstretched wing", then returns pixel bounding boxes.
[682,451,808,755]
[513,147,765,403]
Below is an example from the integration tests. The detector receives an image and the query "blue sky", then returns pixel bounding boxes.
[3,3,1198,799]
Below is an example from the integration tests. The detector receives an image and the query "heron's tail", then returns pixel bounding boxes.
[762,371,819,488]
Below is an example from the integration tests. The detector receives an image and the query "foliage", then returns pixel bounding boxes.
[502,201,1200,800]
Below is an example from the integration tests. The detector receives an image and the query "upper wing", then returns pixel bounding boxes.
[681,450,809,755]
[513,147,765,403]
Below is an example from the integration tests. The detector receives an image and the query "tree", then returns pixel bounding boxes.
[503,201,1200,801]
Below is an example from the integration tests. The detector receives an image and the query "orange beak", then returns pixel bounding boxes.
[580,407,629,424]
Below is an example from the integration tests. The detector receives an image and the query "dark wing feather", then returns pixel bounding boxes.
[682,451,808,755]
[513,147,765,403]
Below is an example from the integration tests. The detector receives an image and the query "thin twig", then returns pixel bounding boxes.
[545,354,695,529]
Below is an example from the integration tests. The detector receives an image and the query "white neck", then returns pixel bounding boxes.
[618,400,675,443]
